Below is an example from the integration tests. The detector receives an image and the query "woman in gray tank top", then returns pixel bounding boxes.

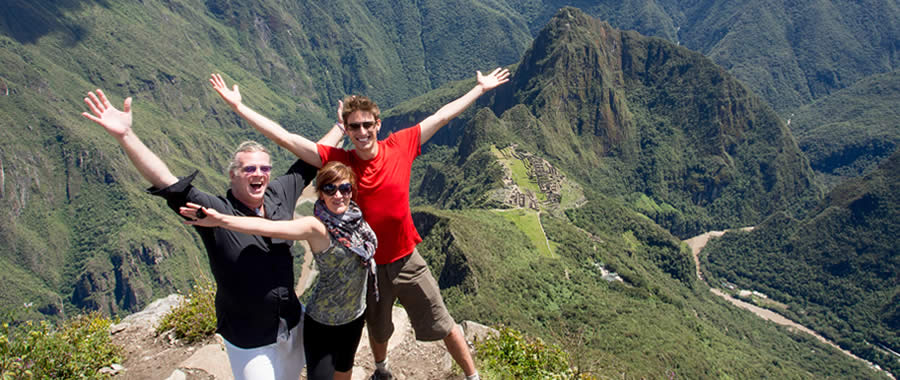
[180,161,376,380]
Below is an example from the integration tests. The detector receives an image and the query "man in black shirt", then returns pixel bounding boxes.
[81,89,341,379]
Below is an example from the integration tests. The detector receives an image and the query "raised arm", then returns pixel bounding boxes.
[209,74,324,167]
[179,202,325,241]
[419,67,510,145]
[81,89,178,189]
[317,100,346,148]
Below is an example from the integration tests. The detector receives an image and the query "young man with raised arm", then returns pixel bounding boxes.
[211,68,510,380]
[81,89,343,380]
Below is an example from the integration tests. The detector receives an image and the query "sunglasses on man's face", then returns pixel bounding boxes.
[241,165,273,174]
[346,121,376,131]
[321,182,353,196]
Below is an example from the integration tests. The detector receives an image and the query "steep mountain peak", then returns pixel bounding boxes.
[500,7,632,155]
[427,8,819,236]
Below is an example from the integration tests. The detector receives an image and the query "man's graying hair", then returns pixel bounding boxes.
[228,141,270,175]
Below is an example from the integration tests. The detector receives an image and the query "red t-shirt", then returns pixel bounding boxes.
[318,125,423,264]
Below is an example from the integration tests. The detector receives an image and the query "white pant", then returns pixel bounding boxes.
[223,318,306,380]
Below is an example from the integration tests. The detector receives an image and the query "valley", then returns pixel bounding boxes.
[685,229,894,378]
[1,1,897,377]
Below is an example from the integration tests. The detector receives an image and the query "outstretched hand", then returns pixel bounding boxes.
[179,202,223,227]
[210,73,242,109]
[476,67,511,92]
[81,89,133,139]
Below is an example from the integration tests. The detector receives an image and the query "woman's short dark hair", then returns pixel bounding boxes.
[315,161,357,195]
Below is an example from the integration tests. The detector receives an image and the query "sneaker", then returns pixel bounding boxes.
[370,367,394,380]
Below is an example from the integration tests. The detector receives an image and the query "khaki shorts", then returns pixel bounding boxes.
[365,249,456,342]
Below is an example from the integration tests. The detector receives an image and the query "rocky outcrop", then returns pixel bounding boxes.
[108,295,496,380]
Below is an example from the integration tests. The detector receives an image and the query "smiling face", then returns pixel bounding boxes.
[319,179,353,215]
[345,110,381,158]
[315,161,357,216]
[229,150,272,209]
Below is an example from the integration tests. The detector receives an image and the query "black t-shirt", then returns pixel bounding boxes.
[150,159,316,348]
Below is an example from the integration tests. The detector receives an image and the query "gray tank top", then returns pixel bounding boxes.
[305,236,368,326]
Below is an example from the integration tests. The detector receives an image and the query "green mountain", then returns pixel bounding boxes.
[392,8,888,376]
[393,7,821,238]
[0,1,895,377]
[702,151,900,374]
[789,70,900,189]
[516,0,900,113]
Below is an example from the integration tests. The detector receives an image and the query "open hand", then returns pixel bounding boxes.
[81,89,133,138]
[476,67,511,92]
[180,202,223,227]
[210,73,242,109]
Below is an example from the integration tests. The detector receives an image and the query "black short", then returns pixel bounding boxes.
[304,313,365,379]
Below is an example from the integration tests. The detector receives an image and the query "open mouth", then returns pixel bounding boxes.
[250,182,264,192]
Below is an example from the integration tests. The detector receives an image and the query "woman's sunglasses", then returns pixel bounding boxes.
[321,183,353,196]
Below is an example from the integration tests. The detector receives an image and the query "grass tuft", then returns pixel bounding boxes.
[476,325,592,379]
[0,313,122,379]
[155,280,217,344]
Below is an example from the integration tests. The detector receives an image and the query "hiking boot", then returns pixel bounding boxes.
[369,367,394,380]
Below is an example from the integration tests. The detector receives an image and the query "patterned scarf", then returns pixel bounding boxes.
[314,199,380,299]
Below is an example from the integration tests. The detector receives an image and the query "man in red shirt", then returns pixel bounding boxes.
[211,68,510,380]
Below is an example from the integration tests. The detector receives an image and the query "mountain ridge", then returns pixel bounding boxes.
[400,7,820,237]
[0,2,896,377]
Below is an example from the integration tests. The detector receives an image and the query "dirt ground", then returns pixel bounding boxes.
[108,296,485,379]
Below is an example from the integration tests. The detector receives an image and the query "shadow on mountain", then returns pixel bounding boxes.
[0,0,104,44]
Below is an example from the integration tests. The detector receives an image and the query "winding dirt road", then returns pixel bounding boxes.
[684,229,892,378]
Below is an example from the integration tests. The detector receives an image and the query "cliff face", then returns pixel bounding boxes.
[500,10,636,159]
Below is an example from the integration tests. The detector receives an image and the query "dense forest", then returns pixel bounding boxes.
[703,151,900,374]
[791,70,900,189]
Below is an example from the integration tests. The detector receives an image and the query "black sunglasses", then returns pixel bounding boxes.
[241,165,273,174]
[321,182,353,196]
[346,121,376,131]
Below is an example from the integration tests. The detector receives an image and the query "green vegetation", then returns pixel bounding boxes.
[547,1,900,112]
[495,209,554,258]
[413,206,886,378]
[400,8,821,238]
[556,176,585,211]
[1,1,898,378]
[0,313,121,379]
[476,326,582,379]
[156,280,217,344]
[790,70,900,189]
[703,152,900,375]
